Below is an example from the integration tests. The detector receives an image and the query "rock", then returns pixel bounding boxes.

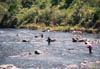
[97,40,100,44]
[67,64,79,69]
[22,40,30,42]
[68,48,74,50]
[50,39,56,42]
[42,29,47,32]
[83,60,89,63]
[42,29,51,32]
[80,62,89,69]
[34,50,43,55]
[0,64,18,69]
[46,39,56,42]
[72,37,78,42]
[96,61,100,64]
[78,39,85,42]
[72,37,86,42]
[29,52,32,55]
[72,31,83,34]
[34,36,39,38]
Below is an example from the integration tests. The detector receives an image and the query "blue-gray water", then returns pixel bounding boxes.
[0,29,100,69]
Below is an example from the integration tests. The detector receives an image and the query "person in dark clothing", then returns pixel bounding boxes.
[47,37,51,45]
[41,34,43,38]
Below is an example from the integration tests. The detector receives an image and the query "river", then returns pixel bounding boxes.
[0,29,100,69]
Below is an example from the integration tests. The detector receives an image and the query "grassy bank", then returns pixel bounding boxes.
[18,23,100,34]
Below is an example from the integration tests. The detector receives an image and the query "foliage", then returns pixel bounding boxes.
[0,0,100,32]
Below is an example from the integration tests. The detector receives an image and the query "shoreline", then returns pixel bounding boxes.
[0,26,100,34]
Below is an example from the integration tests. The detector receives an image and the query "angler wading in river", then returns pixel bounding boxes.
[47,37,51,45]
[85,41,93,54]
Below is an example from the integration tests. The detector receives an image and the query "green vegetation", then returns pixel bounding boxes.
[89,66,100,69]
[0,0,100,33]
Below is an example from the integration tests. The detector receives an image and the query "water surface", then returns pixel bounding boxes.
[0,29,100,69]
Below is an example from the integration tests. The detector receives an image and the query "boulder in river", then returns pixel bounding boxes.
[72,37,79,42]
[68,48,74,50]
[72,37,86,42]
[34,50,43,55]
[67,64,79,69]
[34,35,39,38]
[22,40,30,42]
[80,61,89,69]
[46,39,56,42]
[0,64,17,69]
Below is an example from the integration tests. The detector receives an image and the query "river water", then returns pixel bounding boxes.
[0,29,100,69]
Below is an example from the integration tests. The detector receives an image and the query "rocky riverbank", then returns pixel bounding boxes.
[0,60,100,69]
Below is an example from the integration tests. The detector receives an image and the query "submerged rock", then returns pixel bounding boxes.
[68,48,74,50]
[72,37,78,42]
[28,52,32,55]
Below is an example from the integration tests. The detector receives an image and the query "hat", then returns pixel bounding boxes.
[85,41,91,46]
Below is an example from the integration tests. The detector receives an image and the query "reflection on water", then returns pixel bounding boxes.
[0,29,100,68]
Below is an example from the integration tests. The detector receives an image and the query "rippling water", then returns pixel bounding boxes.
[0,29,100,69]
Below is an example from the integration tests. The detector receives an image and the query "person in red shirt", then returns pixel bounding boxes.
[87,45,93,54]
[85,41,93,54]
